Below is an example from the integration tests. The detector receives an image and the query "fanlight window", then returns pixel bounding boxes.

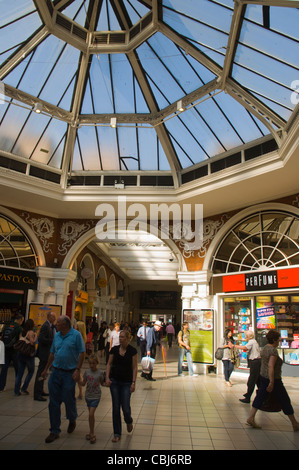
[0,215,38,269]
[212,211,299,274]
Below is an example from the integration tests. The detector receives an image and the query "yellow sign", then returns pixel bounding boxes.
[98,278,107,288]
[29,304,62,334]
[86,302,94,317]
[76,290,88,303]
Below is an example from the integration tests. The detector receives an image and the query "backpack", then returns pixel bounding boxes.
[1,324,17,348]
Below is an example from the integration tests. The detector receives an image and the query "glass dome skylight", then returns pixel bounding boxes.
[0,0,298,186]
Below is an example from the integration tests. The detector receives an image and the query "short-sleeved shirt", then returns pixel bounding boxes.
[246,339,261,360]
[110,330,120,347]
[109,344,137,382]
[83,368,104,400]
[178,330,190,349]
[260,345,282,380]
[50,328,85,370]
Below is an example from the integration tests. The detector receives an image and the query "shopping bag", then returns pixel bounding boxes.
[141,356,155,374]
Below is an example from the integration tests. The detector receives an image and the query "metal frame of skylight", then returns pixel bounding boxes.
[1,0,298,186]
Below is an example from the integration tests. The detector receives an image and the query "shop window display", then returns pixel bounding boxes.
[224,297,252,368]
[256,295,299,365]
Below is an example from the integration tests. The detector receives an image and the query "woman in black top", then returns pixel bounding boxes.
[105,329,137,442]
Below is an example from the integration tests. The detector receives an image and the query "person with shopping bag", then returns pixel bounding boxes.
[144,321,162,381]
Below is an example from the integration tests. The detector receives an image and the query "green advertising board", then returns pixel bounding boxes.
[183,309,214,364]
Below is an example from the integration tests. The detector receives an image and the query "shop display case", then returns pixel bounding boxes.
[224,297,252,368]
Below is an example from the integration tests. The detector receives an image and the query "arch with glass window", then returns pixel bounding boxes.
[0,214,39,269]
[210,209,299,274]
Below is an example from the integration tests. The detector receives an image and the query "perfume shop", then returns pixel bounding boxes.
[214,267,299,376]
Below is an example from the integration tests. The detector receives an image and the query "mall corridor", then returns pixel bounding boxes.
[0,342,298,451]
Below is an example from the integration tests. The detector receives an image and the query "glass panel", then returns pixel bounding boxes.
[0,216,37,268]
[212,211,299,273]
[1,2,41,57]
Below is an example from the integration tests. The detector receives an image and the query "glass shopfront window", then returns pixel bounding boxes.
[223,294,299,369]
[255,294,299,360]
[224,297,253,368]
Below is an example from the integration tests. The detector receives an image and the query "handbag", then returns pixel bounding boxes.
[215,348,224,360]
[256,390,282,413]
[14,338,35,357]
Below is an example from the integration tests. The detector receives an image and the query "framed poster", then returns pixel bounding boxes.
[29,304,62,334]
[183,309,214,364]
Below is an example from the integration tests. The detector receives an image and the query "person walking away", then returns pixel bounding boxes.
[78,354,104,444]
[145,321,162,381]
[0,314,23,392]
[41,315,85,443]
[98,321,108,357]
[105,323,114,364]
[90,317,99,353]
[105,329,137,442]
[166,322,175,349]
[33,312,56,401]
[219,328,235,386]
[177,322,197,377]
[247,329,299,431]
[14,319,37,396]
[237,330,261,403]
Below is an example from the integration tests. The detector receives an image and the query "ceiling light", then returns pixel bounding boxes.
[34,102,43,114]
[110,117,117,128]
[177,100,185,112]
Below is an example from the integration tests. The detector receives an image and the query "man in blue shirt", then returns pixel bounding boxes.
[41,315,85,443]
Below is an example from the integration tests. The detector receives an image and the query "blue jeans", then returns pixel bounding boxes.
[110,378,133,437]
[14,353,35,395]
[48,368,78,435]
[222,360,234,382]
[178,348,194,375]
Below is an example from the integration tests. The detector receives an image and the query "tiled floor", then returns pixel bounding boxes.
[0,342,299,451]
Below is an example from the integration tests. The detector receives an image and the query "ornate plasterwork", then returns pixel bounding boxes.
[22,212,54,253]
[58,221,95,256]
[168,215,230,259]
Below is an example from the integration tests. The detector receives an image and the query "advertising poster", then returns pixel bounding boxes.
[29,304,62,334]
[256,301,275,329]
[183,309,214,364]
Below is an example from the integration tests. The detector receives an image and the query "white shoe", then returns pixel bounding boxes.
[190,374,198,377]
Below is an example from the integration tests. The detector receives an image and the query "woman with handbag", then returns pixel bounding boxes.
[219,329,236,387]
[14,319,37,396]
[247,330,299,431]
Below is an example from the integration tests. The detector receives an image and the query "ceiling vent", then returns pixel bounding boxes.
[55,13,88,41]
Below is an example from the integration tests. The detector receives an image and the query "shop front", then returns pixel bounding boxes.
[0,267,38,333]
[214,267,299,376]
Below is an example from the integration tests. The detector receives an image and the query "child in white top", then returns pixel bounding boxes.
[79,354,104,444]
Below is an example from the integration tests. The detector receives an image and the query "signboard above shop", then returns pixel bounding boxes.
[222,267,299,293]
[0,267,38,290]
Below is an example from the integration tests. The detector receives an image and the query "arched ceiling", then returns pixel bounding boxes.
[1,0,298,189]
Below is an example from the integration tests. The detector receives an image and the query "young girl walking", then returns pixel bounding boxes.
[79,354,104,444]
